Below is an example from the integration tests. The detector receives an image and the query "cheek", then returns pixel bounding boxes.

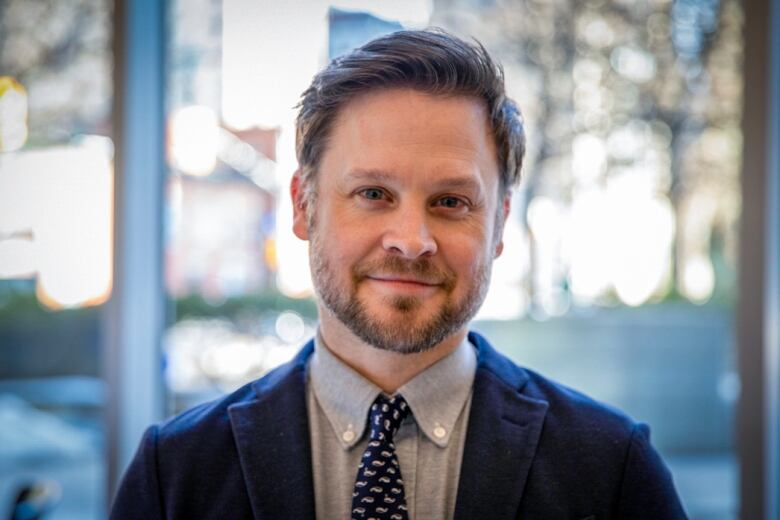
[440,236,491,280]
[440,217,493,254]
[319,222,376,267]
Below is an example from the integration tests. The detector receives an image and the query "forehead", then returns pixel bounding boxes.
[322,88,499,186]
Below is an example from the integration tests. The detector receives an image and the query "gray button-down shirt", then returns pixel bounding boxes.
[306,333,477,520]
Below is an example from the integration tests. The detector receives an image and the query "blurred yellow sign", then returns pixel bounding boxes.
[0,76,28,152]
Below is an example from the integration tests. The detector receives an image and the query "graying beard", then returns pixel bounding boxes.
[314,258,490,355]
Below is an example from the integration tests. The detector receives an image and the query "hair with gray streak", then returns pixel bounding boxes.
[295,28,526,195]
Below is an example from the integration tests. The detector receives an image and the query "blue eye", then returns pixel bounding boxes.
[360,188,386,200]
[437,196,464,208]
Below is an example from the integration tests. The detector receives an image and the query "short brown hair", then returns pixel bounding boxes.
[295,28,526,194]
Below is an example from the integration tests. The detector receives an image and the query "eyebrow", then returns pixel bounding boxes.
[346,168,484,193]
[345,169,397,184]
[430,176,483,193]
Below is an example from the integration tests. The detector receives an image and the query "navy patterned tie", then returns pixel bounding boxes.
[351,394,410,520]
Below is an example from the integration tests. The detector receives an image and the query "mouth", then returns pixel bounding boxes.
[363,275,443,296]
[366,275,440,287]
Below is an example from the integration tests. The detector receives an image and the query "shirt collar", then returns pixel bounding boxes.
[308,331,476,450]
[397,337,476,448]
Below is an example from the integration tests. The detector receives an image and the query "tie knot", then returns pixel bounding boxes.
[368,394,409,441]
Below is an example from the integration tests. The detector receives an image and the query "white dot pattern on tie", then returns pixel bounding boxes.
[351,395,410,520]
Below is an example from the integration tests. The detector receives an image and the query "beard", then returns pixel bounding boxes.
[309,232,492,355]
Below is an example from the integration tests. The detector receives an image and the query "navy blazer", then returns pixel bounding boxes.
[110,332,687,519]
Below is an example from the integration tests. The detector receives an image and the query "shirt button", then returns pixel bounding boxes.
[342,430,355,442]
[433,425,446,439]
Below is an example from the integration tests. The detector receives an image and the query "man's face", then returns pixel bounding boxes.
[292,89,509,354]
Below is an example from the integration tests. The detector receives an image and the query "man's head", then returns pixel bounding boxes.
[295,29,526,200]
[292,29,526,355]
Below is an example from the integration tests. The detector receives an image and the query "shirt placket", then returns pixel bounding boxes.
[394,416,418,520]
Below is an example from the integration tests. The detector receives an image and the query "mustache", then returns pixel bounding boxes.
[353,256,457,290]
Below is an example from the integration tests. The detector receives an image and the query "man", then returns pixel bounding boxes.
[111,30,687,519]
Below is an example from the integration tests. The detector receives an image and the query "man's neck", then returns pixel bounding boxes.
[317,311,466,394]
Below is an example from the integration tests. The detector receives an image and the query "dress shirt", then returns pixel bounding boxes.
[306,332,477,520]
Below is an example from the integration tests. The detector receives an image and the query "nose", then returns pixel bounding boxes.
[381,206,438,258]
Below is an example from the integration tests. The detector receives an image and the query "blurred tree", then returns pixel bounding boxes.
[0,0,112,146]
[432,0,743,309]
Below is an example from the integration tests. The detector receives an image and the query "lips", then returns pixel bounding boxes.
[366,275,440,286]
[353,256,457,292]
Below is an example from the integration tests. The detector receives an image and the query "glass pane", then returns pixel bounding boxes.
[442,1,742,517]
[164,1,741,517]
[0,1,114,518]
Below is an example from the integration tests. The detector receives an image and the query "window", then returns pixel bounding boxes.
[162,1,743,516]
[0,1,114,517]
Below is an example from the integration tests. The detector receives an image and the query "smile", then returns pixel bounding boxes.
[367,275,439,286]
[364,276,441,294]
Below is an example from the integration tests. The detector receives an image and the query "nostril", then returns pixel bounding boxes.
[382,235,437,259]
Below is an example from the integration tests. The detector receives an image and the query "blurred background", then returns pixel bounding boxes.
[0,0,777,518]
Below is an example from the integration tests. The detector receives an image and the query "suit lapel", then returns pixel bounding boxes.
[453,333,549,520]
[228,343,316,519]
[225,334,546,519]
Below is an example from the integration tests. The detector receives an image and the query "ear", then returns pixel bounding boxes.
[494,192,512,258]
[290,169,310,241]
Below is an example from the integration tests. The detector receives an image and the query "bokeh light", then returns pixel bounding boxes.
[0,76,28,152]
[168,105,219,176]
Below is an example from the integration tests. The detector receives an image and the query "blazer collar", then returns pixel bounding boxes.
[453,331,549,520]
[226,332,548,520]
[228,341,316,519]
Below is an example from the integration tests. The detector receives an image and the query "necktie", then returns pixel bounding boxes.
[351,394,410,520]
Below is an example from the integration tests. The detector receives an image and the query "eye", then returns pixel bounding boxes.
[435,196,468,209]
[356,187,391,203]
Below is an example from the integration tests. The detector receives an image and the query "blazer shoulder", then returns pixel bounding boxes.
[523,366,637,435]
[156,380,256,442]
[517,369,687,518]
[155,344,310,446]
[470,330,637,438]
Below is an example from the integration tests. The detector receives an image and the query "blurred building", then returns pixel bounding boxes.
[165,0,281,301]
[328,8,403,59]
[166,162,277,301]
